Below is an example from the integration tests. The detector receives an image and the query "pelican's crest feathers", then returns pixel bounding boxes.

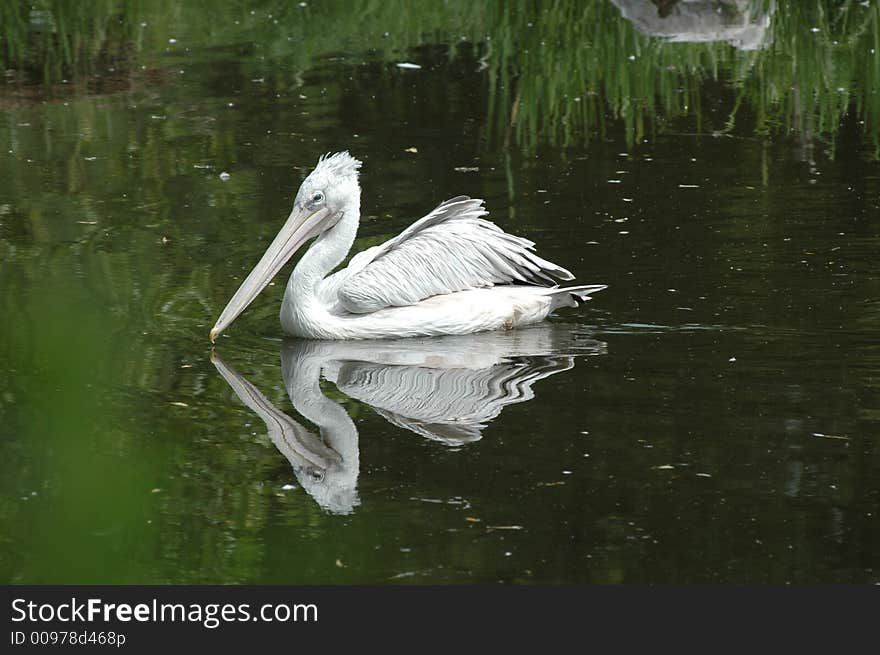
[311,151,362,181]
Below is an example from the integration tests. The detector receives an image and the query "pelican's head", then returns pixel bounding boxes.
[210,152,362,341]
[294,151,362,217]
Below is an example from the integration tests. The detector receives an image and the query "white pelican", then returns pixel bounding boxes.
[210,152,606,341]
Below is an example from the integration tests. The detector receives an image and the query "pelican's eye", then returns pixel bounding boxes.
[307,467,325,483]
[310,191,325,206]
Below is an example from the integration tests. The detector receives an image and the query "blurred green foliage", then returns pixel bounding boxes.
[1,0,878,153]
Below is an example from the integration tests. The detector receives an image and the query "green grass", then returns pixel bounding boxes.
[1,0,878,154]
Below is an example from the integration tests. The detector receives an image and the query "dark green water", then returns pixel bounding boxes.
[1,1,879,584]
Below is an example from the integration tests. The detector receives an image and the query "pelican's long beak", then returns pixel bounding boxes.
[210,205,332,341]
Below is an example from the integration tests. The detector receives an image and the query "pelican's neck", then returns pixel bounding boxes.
[290,197,360,295]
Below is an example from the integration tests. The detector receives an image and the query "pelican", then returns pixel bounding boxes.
[210,152,606,341]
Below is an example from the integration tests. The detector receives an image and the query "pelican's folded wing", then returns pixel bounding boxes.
[336,196,574,314]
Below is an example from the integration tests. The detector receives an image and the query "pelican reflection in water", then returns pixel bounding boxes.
[211,327,606,514]
[210,152,605,341]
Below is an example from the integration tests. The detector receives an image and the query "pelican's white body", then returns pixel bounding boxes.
[279,182,601,339]
[212,152,605,341]
[284,283,568,340]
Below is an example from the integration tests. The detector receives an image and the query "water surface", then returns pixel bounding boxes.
[1,0,878,584]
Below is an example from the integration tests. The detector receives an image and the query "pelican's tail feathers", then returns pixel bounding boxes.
[544,284,607,311]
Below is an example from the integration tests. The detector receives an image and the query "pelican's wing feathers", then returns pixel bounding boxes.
[336,196,574,314]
